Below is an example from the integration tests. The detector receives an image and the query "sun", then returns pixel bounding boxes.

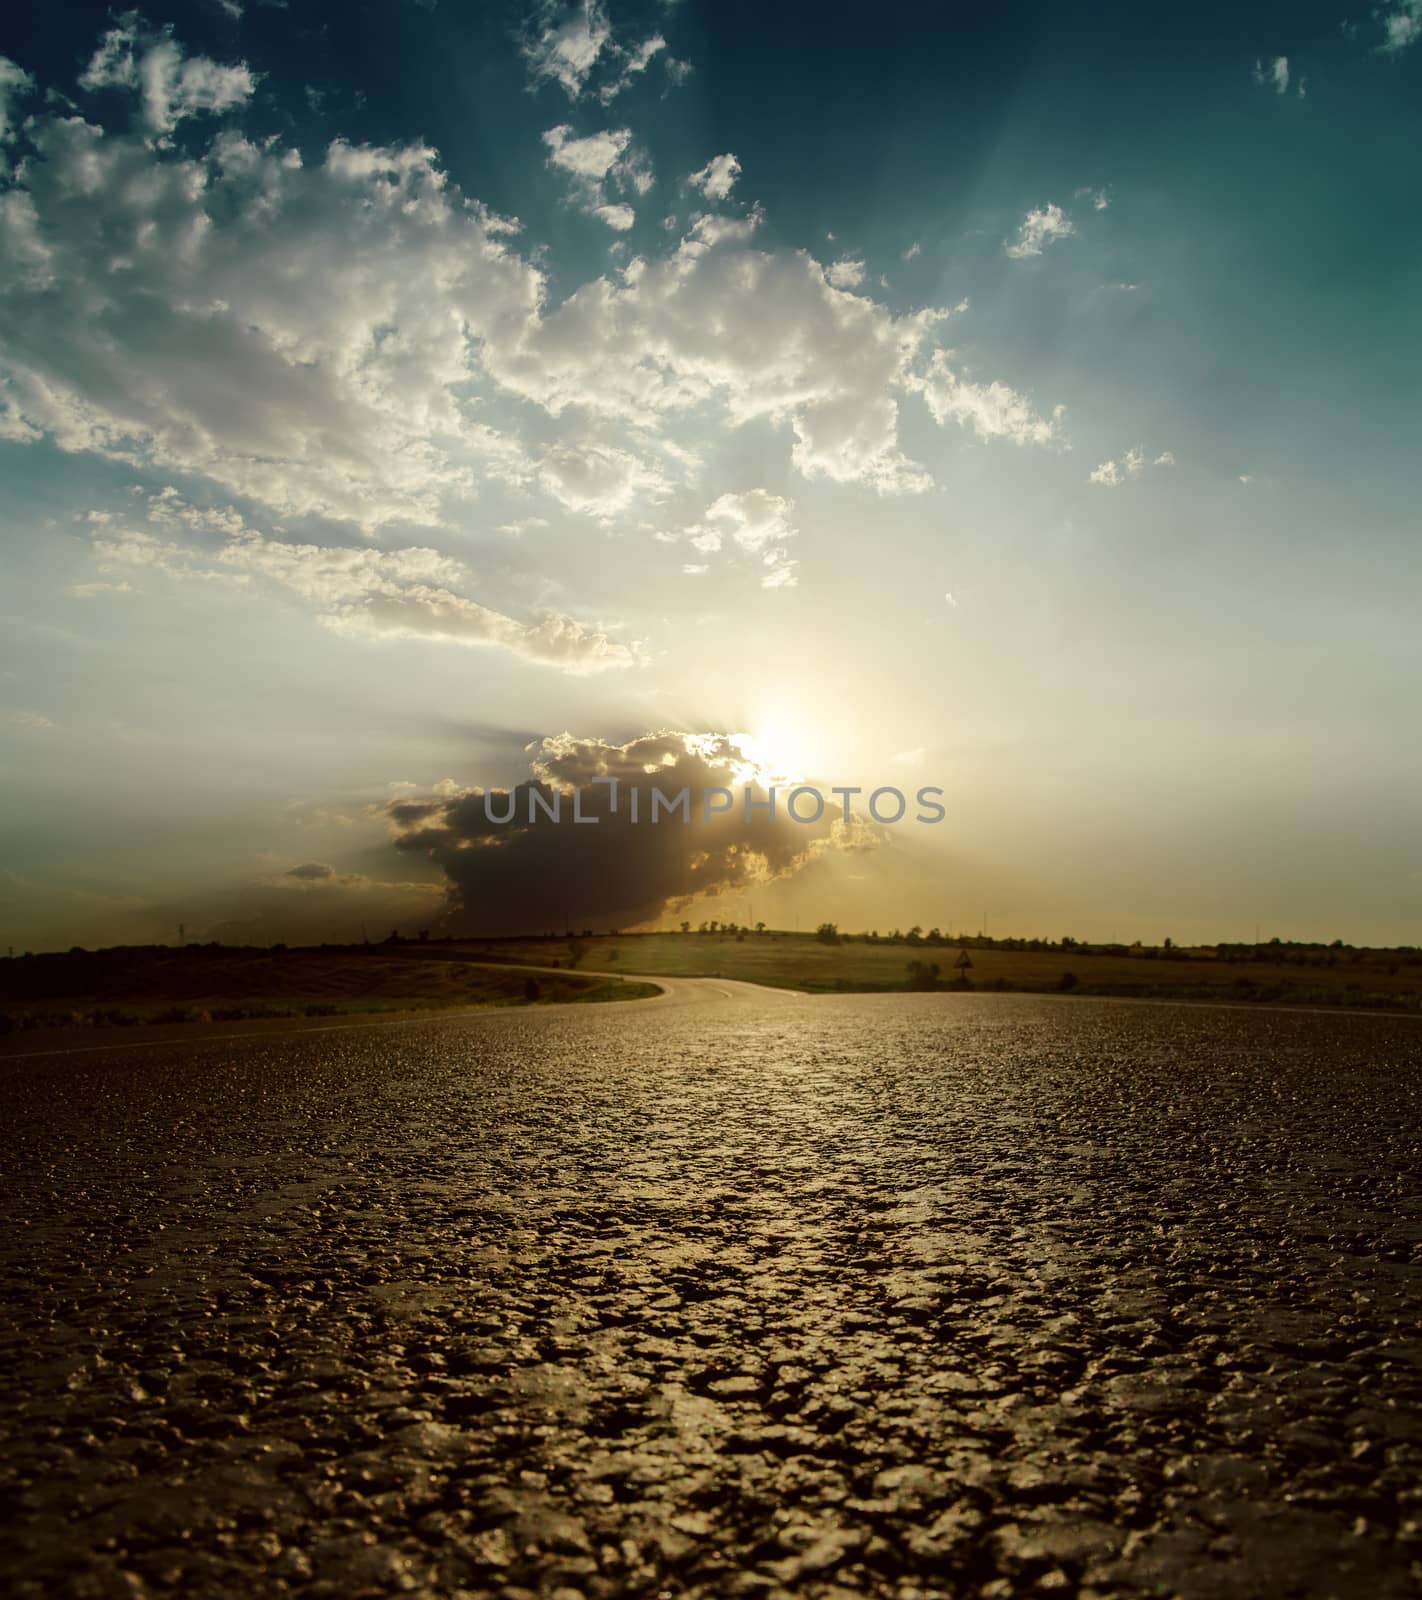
[737,709,820,784]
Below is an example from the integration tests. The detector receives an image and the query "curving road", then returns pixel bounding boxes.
[1,982,1420,1597]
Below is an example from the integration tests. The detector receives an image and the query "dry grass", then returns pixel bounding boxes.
[459,932,1422,1013]
[0,945,657,1033]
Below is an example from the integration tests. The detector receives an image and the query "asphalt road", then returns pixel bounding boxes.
[1,982,1420,1598]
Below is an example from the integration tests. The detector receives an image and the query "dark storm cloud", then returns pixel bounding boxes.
[384,731,876,935]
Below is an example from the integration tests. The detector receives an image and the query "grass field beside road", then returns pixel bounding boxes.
[463,930,1422,1013]
[0,946,658,1035]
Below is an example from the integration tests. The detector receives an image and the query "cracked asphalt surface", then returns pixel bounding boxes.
[2,980,1420,1598]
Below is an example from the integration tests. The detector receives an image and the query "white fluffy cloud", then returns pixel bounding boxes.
[674,490,799,588]
[598,33,667,103]
[825,259,867,290]
[543,123,651,225]
[93,491,641,672]
[1089,447,1174,487]
[1005,202,1076,259]
[79,17,256,134]
[0,20,1075,647]
[0,114,543,530]
[485,237,944,493]
[913,351,1063,447]
[522,0,612,97]
[538,439,668,518]
[522,1,670,101]
[688,152,740,201]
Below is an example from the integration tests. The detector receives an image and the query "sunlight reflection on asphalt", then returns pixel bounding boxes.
[1,987,1419,1597]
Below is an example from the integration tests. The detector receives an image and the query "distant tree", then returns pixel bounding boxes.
[907,925,924,944]
[680,921,691,934]
[816,922,840,945]
[755,921,766,935]
[927,927,943,945]
[905,959,941,991]
[1163,936,1174,951]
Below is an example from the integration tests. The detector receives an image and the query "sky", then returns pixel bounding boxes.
[1,0,1420,951]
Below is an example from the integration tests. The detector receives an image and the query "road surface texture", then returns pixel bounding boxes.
[1,982,1420,1598]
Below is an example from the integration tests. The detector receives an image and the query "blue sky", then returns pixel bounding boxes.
[1,0,1420,948]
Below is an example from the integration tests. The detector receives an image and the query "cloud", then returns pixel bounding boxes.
[92,490,642,672]
[522,1,669,102]
[384,731,876,934]
[487,233,945,493]
[675,489,799,588]
[497,517,549,538]
[0,105,544,531]
[205,866,445,944]
[0,20,1067,576]
[825,259,866,290]
[79,15,257,134]
[283,860,348,882]
[1380,2,1422,50]
[542,123,651,225]
[0,56,34,162]
[1252,55,1293,93]
[701,489,794,551]
[1088,447,1174,487]
[598,32,667,103]
[538,439,668,518]
[1005,202,1075,259]
[9,709,55,730]
[688,152,740,201]
[542,124,631,182]
[521,0,612,97]
[592,201,635,230]
[913,351,1063,447]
